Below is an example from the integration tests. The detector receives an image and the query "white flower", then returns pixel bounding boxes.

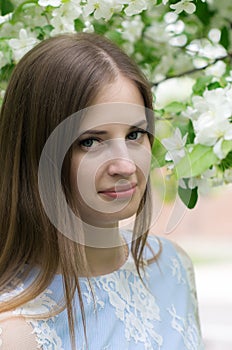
[8,29,38,62]
[170,0,196,15]
[124,0,148,16]
[0,90,5,100]
[208,28,221,43]
[224,169,232,184]
[0,13,12,25]
[0,51,9,69]
[145,21,170,44]
[213,138,225,159]
[190,88,232,159]
[166,19,187,47]
[192,58,208,69]
[169,34,187,47]
[205,60,226,77]
[166,20,185,35]
[164,12,178,24]
[83,0,124,20]
[155,77,195,109]
[187,39,227,60]
[188,168,216,194]
[162,128,188,164]
[192,89,232,120]
[50,0,81,35]
[225,86,232,111]
[83,21,94,33]
[225,70,232,83]
[38,0,61,6]
[121,16,144,42]
[201,43,227,60]
[193,111,232,147]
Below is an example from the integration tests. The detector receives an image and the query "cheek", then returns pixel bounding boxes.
[131,142,151,179]
[70,153,102,200]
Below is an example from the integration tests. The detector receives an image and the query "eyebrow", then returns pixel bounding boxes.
[80,120,148,136]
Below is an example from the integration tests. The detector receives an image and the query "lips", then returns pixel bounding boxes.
[98,183,137,199]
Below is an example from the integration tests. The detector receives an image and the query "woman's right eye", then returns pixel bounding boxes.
[79,137,101,150]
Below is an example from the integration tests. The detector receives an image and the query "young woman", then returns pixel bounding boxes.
[0,33,204,349]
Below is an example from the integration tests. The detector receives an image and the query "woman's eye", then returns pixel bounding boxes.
[79,138,100,149]
[127,130,146,141]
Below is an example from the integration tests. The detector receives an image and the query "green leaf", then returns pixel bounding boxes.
[164,101,186,114]
[151,137,167,168]
[106,30,124,46]
[74,18,85,32]
[93,21,108,35]
[186,120,195,144]
[34,25,53,40]
[219,151,232,171]
[175,144,218,179]
[0,64,15,82]
[11,0,37,23]
[178,184,198,209]
[220,26,230,50]
[222,139,232,155]
[207,81,221,90]
[194,0,214,25]
[0,0,14,15]
[192,76,212,95]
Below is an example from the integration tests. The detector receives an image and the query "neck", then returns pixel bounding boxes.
[82,223,128,276]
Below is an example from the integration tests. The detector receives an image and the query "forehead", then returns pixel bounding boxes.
[78,103,147,133]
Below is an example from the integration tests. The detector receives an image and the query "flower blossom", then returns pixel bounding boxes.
[205,61,226,78]
[224,169,232,184]
[208,28,221,43]
[38,0,61,7]
[155,77,195,109]
[187,39,227,60]
[187,88,232,159]
[0,13,12,25]
[50,0,82,35]
[0,90,5,101]
[162,128,188,164]
[8,29,38,63]
[170,0,196,14]
[0,51,9,69]
[121,16,144,42]
[184,168,216,195]
[83,0,124,20]
[124,0,148,16]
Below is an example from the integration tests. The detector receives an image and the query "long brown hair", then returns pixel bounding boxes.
[0,32,157,348]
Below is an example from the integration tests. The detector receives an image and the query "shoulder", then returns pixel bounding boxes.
[146,234,199,308]
[144,236,204,349]
[145,234,196,287]
[0,312,40,349]
[146,234,193,267]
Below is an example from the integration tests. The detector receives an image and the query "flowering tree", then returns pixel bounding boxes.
[1,0,232,208]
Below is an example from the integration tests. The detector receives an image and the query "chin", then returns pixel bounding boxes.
[105,203,140,222]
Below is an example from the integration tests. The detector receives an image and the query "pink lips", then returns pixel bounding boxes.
[99,183,137,199]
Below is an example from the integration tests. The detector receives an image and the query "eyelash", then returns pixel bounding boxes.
[78,129,148,150]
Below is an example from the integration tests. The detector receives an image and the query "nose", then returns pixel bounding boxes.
[107,139,136,177]
[107,158,136,177]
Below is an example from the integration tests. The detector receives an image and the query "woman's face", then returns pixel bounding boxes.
[70,76,152,227]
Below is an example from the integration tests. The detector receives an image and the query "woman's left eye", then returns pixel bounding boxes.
[78,137,102,150]
[127,130,146,141]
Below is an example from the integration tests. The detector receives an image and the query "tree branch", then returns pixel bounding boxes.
[151,53,232,87]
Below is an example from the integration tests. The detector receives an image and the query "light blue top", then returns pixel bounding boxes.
[0,232,204,350]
